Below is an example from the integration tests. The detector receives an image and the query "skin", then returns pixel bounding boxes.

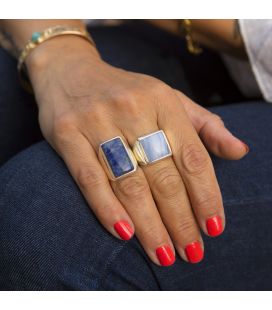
[1,20,248,266]
[147,19,247,58]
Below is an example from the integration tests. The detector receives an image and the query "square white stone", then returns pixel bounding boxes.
[139,130,171,163]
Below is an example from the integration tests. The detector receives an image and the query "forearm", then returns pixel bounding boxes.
[191,19,246,58]
[147,19,246,58]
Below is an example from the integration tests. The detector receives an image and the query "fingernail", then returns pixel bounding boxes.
[185,241,204,263]
[114,221,134,240]
[241,141,249,154]
[206,215,223,237]
[156,245,175,266]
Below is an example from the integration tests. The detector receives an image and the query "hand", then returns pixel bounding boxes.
[27,36,248,266]
[175,90,249,160]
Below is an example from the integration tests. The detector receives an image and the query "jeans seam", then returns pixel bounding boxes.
[96,240,130,290]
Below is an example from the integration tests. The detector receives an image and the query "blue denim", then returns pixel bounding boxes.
[0,22,271,290]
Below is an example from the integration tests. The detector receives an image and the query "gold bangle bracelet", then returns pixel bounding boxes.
[17,25,96,93]
[179,19,203,55]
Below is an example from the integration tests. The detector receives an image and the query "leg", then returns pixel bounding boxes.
[99,101,272,290]
[1,102,272,290]
[0,141,159,290]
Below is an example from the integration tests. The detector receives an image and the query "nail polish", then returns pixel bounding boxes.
[241,141,249,154]
[156,245,175,266]
[185,241,204,264]
[114,221,134,240]
[206,215,223,237]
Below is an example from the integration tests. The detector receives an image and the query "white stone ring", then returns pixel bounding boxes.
[132,130,172,166]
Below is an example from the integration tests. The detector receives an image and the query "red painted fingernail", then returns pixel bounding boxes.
[156,245,175,266]
[114,221,134,240]
[206,215,223,237]
[241,141,249,154]
[185,241,204,264]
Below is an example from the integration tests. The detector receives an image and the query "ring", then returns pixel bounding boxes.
[133,130,172,165]
[99,136,138,181]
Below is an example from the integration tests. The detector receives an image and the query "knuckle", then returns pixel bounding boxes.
[76,167,103,191]
[117,174,149,199]
[87,104,107,125]
[81,104,112,135]
[52,114,76,142]
[210,113,224,126]
[94,202,117,219]
[142,223,158,239]
[111,90,141,118]
[152,166,183,199]
[175,216,197,237]
[140,221,165,244]
[149,80,170,95]
[147,81,175,105]
[194,192,221,213]
[182,143,210,175]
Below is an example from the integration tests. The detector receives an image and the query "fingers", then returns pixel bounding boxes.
[141,158,204,263]
[52,123,135,241]
[174,90,249,160]
[158,93,225,238]
[124,126,204,263]
[112,169,175,266]
[50,85,233,267]
[85,126,176,267]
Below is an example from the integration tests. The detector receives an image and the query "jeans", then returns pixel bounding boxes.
[0,22,272,290]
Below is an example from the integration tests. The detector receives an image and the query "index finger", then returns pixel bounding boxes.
[157,92,225,237]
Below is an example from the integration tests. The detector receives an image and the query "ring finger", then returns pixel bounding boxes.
[123,125,204,264]
[86,123,176,267]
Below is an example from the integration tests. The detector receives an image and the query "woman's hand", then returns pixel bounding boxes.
[27,36,248,266]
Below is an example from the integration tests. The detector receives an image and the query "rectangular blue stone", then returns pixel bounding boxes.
[101,137,135,178]
[140,131,171,163]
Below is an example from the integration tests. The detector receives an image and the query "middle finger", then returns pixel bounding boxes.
[124,127,204,264]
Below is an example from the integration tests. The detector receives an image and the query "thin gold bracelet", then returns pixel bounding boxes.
[179,19,203,55]
[17,25,96,93]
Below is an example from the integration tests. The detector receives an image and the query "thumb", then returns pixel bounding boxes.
[174,90,249,160]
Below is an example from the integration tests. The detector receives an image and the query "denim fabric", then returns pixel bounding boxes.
[0,22,271,290]
[1,102,272,290]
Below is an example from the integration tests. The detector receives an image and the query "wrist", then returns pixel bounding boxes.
[25,34,100,77]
